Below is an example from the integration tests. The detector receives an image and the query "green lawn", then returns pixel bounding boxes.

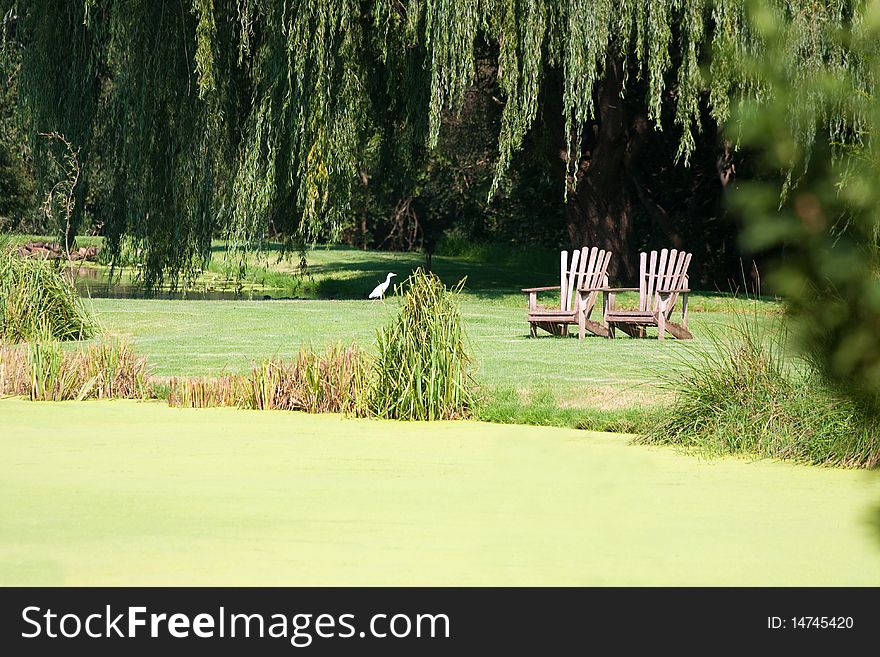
[2,398,878,586]
[89,293,777,413]
[20,239,781,413]
[5,239,786,420]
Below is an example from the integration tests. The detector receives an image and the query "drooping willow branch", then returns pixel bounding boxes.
[0,0,871,287]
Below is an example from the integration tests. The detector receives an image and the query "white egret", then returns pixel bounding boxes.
[369,272,397,300]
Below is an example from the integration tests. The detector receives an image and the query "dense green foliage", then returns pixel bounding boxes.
[6,0,880,408]
[0,46,35,227]
[2,1,866,285]
[726,2,880,410]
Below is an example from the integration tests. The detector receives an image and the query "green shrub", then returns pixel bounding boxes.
[643,317,880,467]
[370,268,475,420]
[0,247,97,342]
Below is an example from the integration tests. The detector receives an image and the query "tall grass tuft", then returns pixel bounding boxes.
[243,345,370,413]
[27,340,82,401]
[167,375,244,408]
[0,344,29,395]
[80,338,151,398]
[0,337,150,401]
[0,247,97,342]
[168,344,370,414]
[370,268,475,420]
[643,315,880,467]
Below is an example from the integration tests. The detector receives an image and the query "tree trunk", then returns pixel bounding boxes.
[544,59,639,282]
[359,168,369,250]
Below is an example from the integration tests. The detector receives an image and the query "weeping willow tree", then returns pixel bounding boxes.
[0,0,873,286]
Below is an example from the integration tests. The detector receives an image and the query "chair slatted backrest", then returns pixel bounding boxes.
[560,249,581,312]
[560,247,612,313]
[639,249,692,315]
[578,248,612,317]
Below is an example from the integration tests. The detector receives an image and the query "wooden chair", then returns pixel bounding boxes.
[599,249,693,340]
[522,247,612,340]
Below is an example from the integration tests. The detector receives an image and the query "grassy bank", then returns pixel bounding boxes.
[2,398,879,586]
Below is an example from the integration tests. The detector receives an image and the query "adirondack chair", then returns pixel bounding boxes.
[600,249,693,340]
[522,247,612,340]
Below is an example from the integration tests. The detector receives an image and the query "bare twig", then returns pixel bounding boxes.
[38,132,81,266]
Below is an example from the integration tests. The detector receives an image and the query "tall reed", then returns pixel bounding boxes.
[0,247,97,342]
[167,344,370,414]
[0,337,150,401]
[80,338,151,398]
[27,340,82,401]
[370,268,475,420]
[243,344,370,413]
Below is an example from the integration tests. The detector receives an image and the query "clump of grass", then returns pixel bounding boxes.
[476,388,583,427]
[0,247,97,342]
[80,338,151,398]
[244,345,370,413]
[574,409,661,434]
[27,340,83,401]
[168,344,370,414]
[370,268,475,420]
[0,336,150,401]
[643,316,880,467]
[0,343,29,395]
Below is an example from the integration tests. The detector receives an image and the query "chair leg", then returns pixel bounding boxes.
[578,312,585,340]
[658,314,666,341]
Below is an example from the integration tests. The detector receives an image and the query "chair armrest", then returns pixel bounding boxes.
[592,287,639,293]
[657,288,690,294]
[521,286,560,293]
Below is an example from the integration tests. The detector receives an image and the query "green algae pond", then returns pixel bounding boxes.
[2,398,878,586]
